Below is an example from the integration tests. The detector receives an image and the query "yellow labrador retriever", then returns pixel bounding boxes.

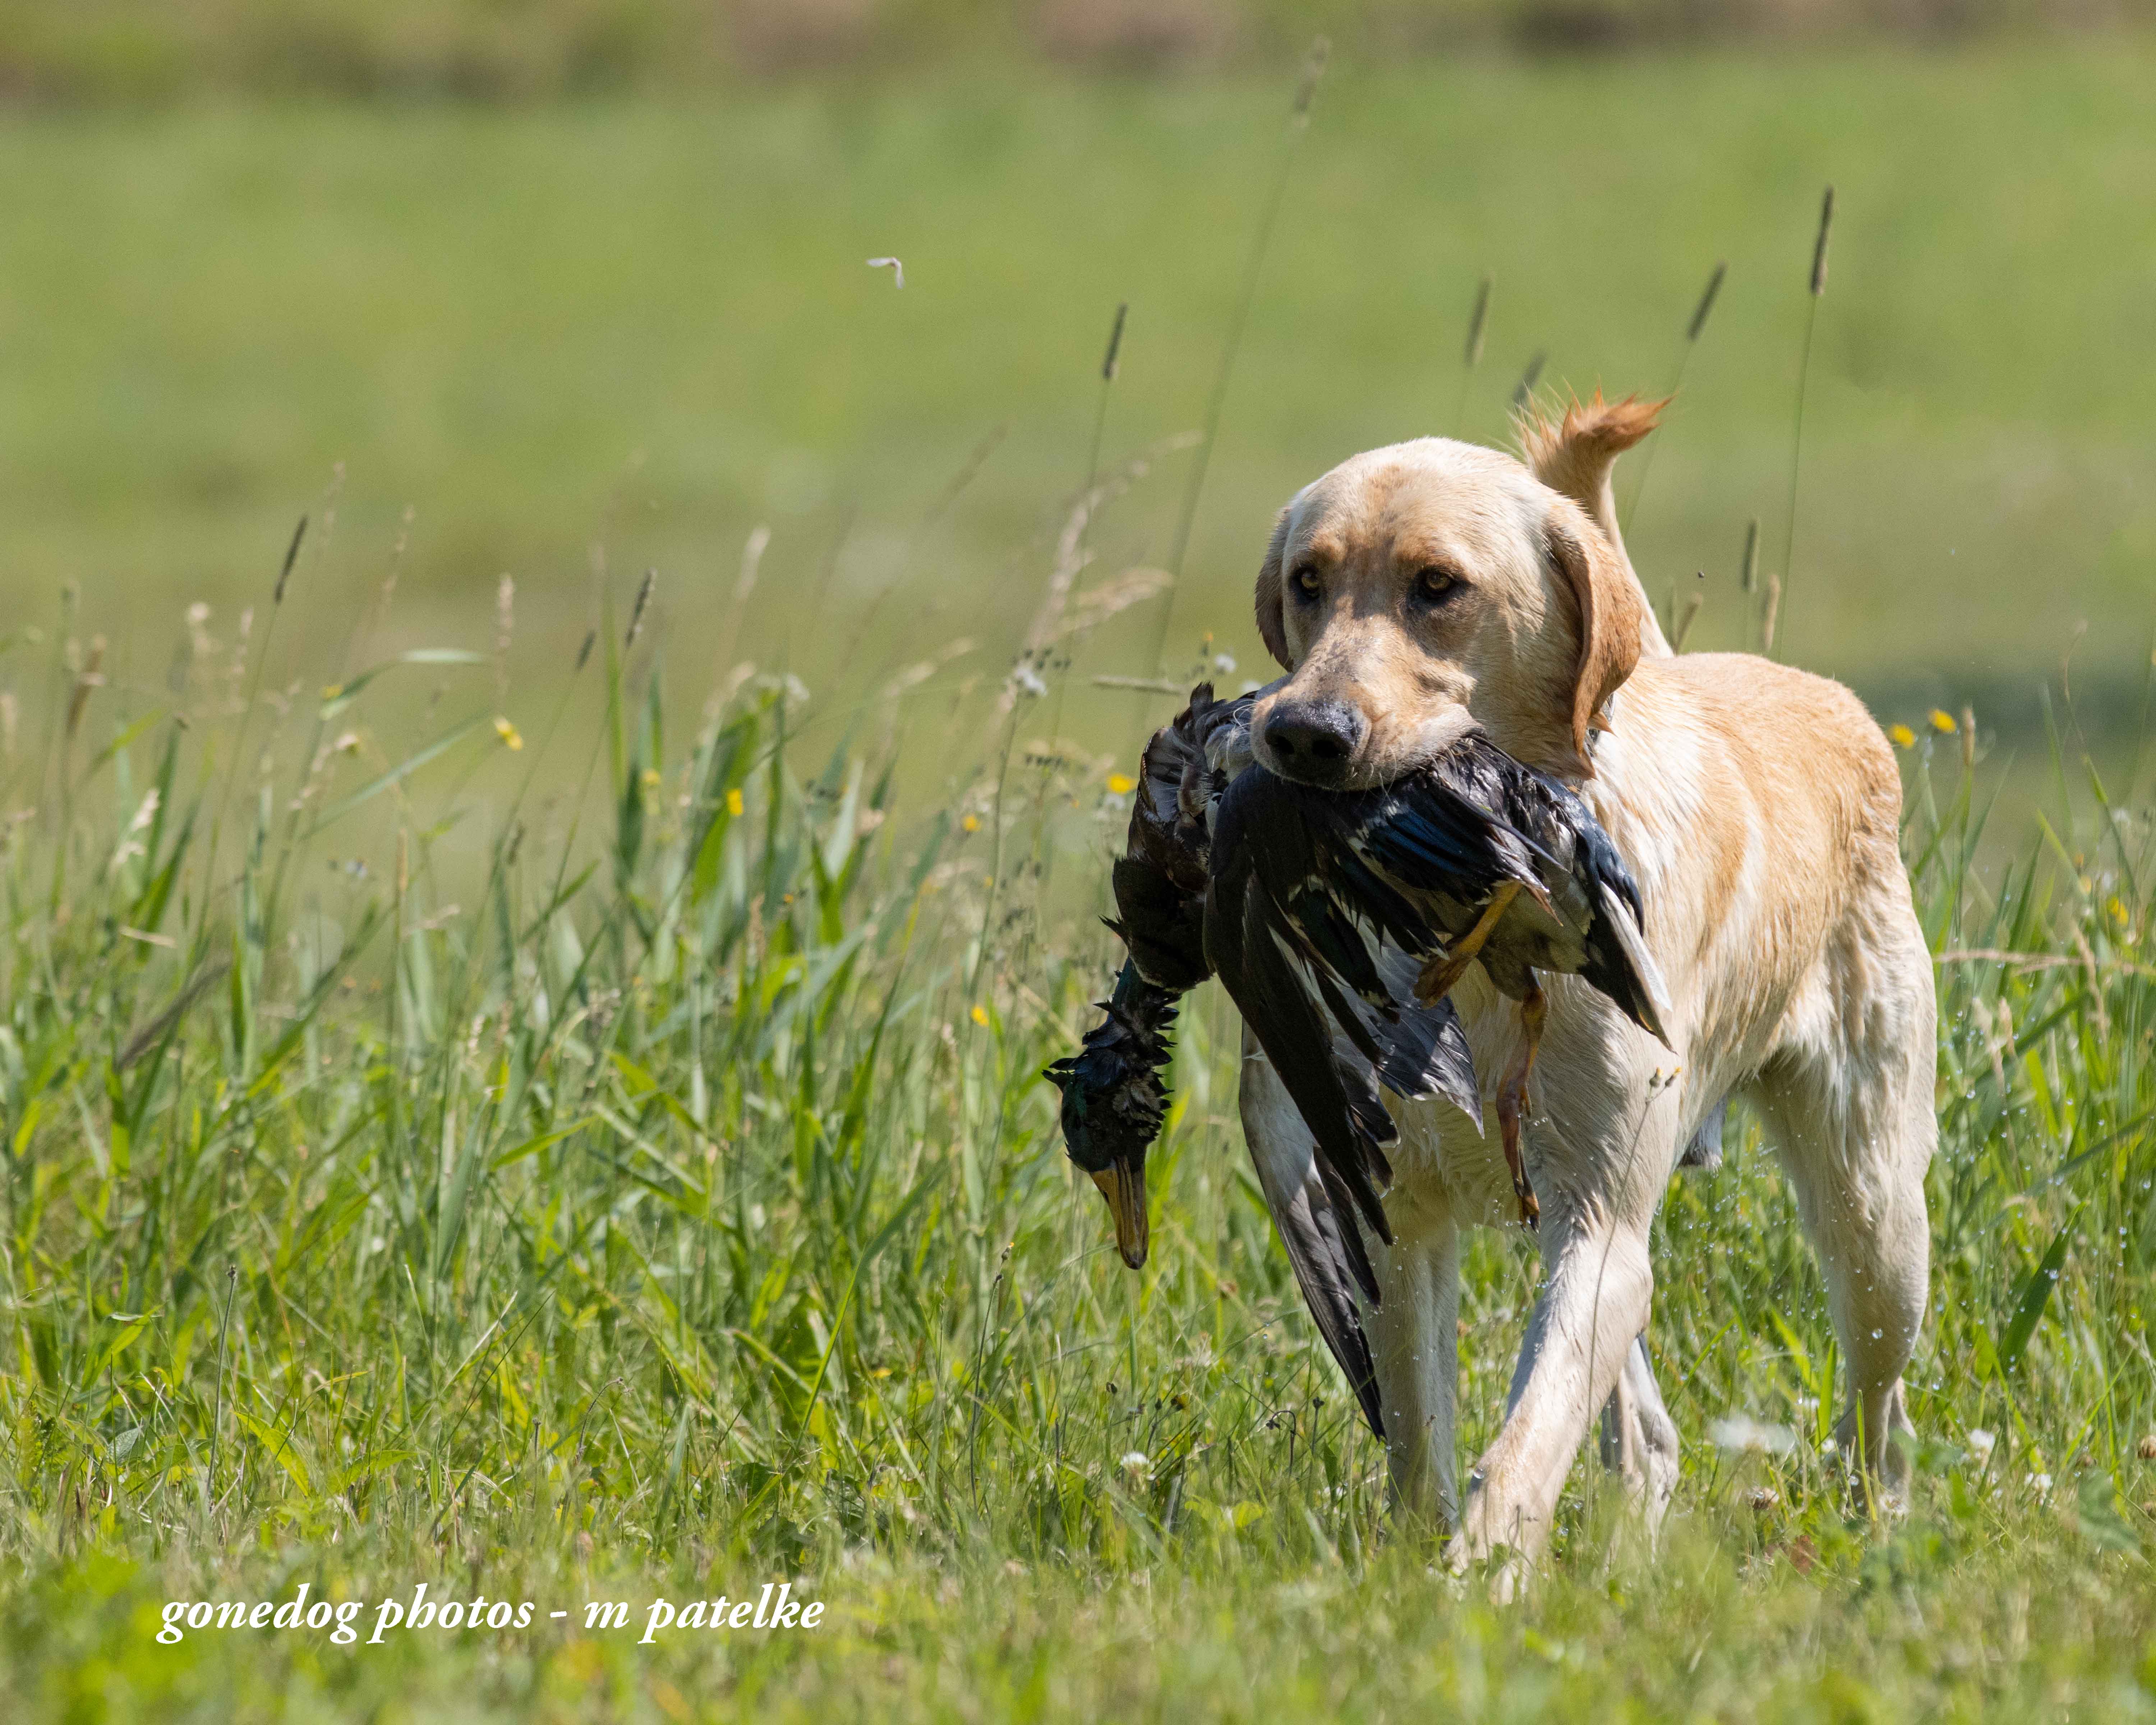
[1238,397,1935,1569]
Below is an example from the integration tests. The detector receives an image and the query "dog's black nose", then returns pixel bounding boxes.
[1264,700,1366,784]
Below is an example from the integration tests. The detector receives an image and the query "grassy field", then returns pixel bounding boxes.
[0,496,2152,1719]
[3,40,2156,1724]
[4,44,2156,786]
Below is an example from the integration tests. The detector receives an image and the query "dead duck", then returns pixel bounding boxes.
[1240,734,1673,1225]
[1049,686,1472,1438]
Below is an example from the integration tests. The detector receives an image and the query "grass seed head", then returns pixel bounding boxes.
[1811,184,1835,295]
[273,514,307,604]
[1101,301,1128,381]
[1688,260,1727,343]
[1464,274,1492,370]
[1511,349,1546,411]
[1293,37,1329,120]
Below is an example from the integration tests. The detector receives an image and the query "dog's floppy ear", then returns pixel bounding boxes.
[1253,506,1293,670]
[1543,505,1644,779]
[1521,393,1671,658]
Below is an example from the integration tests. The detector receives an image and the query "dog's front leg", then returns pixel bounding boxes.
[1450,1192,1657,1579]
[1368,1190,1461,1528]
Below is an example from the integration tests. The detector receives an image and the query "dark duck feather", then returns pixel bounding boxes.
[1048,686,1674,1428]
[1238,733,1674,1224]
[1043,960,1179,1269]
[1051,686,1469,1439]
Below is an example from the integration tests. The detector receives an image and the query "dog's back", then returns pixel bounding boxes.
[1588,650,1915,1080]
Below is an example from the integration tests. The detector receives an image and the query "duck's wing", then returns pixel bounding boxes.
[1207,777,1395,1252]
[1512,764,1674,1046]
[1109,686,1227,993]
[1109,855,1211,993]
[1365,947,1483,1130]
[1241,1070,1386,1438]
[1576,816,1674,1045]
[1335,762,1549,915]
[1236,782,1481,1124]
[1273,1168,1386,1437]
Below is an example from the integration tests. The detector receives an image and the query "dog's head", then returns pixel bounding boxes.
[1249,432,1649,788]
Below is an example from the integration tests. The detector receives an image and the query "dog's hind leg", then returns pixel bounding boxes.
[1751,906,1936,1508]
[1598,1334,1680,1537]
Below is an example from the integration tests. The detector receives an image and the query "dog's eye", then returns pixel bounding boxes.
[1413,566,1461,603]
[1290,566,1321,602]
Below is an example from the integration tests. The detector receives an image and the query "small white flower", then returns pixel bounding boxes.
[1212,652,1237,676]
[1119,1451,1151,1482]
[1010,664,1048,699]
[1967,1427,1996,1462]
[866,256,905,289]
[2027,1471,2052,1495]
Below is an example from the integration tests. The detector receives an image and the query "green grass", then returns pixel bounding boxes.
[0,504,2152,1718]
[4,46,2156,776]
[4,42,2156,1720]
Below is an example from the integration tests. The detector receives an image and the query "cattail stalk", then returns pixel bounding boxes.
[1776,186,1834,661]
[1623,261,1726,532]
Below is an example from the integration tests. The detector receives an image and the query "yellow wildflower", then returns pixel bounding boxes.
[1929,708,1957,734]
[1888,724,1916,749]
[725,787,744,817]
[493,715,524,750]
[1107,772,1136,795]
[971,1004,990,1028]
[962,814,981,833]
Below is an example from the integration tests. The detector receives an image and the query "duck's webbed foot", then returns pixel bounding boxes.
[1416,880,1522,1005]
[1496,979,1547,1228]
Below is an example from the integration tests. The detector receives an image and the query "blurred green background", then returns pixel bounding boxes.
[1,7,2153,802]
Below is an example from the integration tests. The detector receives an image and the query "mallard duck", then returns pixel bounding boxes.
[1049,686,1673,1429]
[1240,733,1673,1224]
